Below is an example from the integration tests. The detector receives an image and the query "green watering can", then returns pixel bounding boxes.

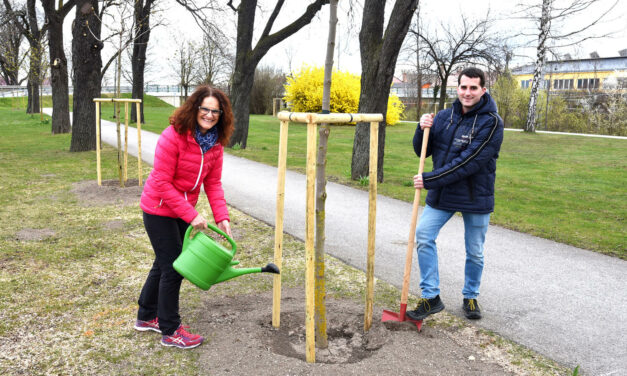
[173,224,280,291]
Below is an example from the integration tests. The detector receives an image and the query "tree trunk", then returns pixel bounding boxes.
[351,0,418,182]
[26,78,40,114]
[314,0,337,350]
[70,0,102,152]
[525,0,551,133]
[230,62,256,148]
[25,0,42,114]
[229,0,329,148]
[41,0,73,134]
[47,14,71,134]
[130,0,154,123]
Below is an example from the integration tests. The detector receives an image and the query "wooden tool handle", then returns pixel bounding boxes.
[400,127,430,307]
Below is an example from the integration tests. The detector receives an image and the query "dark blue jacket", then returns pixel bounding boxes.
[413,92,504,214]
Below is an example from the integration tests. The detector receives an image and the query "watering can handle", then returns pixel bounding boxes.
[207,223,237,254]
[185,224,237,255]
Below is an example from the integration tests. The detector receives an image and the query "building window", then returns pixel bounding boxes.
[551,79,575,90]
[577,78,600,90]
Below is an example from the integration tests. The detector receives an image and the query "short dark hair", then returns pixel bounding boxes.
[458,67,485,87]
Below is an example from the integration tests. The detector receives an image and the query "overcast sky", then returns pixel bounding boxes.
[102,0,627,85]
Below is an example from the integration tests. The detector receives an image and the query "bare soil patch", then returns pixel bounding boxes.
[195,287,518,375]
[14,228,56,241]
[70,179,143,207]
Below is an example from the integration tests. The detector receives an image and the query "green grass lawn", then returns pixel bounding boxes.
[6,96,625,258]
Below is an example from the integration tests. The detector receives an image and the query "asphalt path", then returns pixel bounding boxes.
[67,111,625,375]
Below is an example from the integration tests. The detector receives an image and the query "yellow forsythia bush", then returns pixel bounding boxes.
[283,65,405,125]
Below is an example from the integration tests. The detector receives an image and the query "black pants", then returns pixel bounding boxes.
[137,211,188,335]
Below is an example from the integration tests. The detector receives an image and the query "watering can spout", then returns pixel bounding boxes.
[215,262,280,284]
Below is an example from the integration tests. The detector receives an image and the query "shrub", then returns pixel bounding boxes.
[250,66,286,115]
[491,74,528,128]
[283,65,404,125]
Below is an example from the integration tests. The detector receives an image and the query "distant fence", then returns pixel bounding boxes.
[0,84,185,97]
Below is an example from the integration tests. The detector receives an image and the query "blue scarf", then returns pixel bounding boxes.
[195,126,218,153]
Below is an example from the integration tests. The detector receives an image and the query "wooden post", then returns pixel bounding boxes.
[305,116,316,363]
[95,101,101,186]
[364,120,378,331]
[115,101,123,187]
[136,102,143,186]
[123,102,129,182]
[272,120,289,328]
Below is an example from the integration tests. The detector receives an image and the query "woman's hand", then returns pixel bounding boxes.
[217,220,232,237]
[420,113,434,130]
[413,174,424,189]
[190,213,208,230]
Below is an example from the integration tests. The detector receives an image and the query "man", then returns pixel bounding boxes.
[407,67,503,321]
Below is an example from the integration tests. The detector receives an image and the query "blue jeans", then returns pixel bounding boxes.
[415,204,490,300]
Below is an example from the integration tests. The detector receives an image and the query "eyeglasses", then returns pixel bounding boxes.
[198,106,222,115]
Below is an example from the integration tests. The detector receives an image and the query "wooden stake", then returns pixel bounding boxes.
[115,98,123,187]
[136,102,143,186]
[123,102,129,182]
[364,121,378,331]
[277,112,382,124]
[305,116,316,363]
[273,120,289,328]
[95,101,101,186]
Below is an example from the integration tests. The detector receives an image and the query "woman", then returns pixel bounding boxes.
[133,86,234,349]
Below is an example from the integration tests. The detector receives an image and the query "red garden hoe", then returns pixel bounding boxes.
[381,127,430,331]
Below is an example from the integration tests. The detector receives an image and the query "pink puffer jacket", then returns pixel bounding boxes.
[140,125,229,224]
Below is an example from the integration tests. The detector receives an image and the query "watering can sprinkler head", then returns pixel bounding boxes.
[173,224,280,291]
[261,263,280,274]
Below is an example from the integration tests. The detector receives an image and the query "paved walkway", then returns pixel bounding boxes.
[72,112,625,375]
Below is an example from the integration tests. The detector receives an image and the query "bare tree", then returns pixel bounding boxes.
[129,0,155,123]
[519,0,619,132]
[41,0,77,134]
[195,33,233,87]
[313,0,338,350]
[127,0,221,122]
[400,3,435,119]
[227,0,330,148]
[350,0,417,182]
[411,12,497,111]
[0,1,24,86]
[249,65,284,114]
[3,0,48,114]
[170,40,198,99]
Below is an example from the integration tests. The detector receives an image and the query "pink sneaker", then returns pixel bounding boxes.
[134,317,161,333]
[161,325,204,349]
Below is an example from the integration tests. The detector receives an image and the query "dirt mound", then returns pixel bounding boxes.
[71,179,142,207]
[196,287,516,375]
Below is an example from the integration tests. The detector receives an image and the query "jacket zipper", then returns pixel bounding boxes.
[189,145,205,196]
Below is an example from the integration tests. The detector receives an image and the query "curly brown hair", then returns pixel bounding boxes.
[169,86,234,146]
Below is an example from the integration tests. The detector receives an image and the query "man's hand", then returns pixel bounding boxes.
[413,174,424,189]
[420,113,434,130]
[190,214,208,230]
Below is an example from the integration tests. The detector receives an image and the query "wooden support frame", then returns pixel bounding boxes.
[93,98,143,187]
[274,111,383,363]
